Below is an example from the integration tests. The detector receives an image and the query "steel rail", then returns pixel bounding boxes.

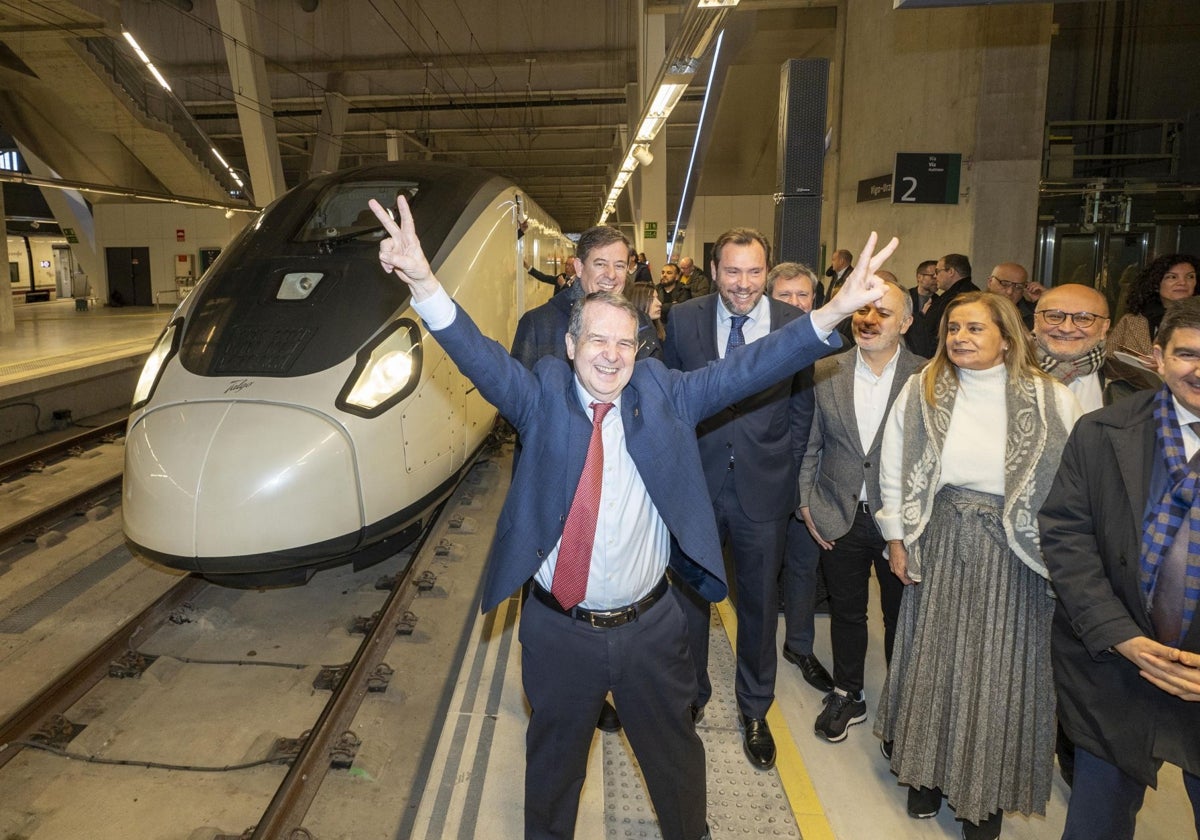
[0,575,208,770]
[0,475,124,555]
[251,499,450,839]
[0,419,127,482]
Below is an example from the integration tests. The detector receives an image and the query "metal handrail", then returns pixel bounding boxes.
[79,36,250,202]
[1043,118,1182,181]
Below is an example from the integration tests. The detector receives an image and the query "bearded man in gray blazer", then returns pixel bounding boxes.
[798,279,924,744]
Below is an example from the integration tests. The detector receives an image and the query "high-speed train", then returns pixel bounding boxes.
[123,162,571,585]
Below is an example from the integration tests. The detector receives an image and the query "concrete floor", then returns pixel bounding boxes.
[0,298,170,383]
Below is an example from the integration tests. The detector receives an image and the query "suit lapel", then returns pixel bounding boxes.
[832,351,863,453]
[698,296,720,361]
[1110,413,1158,604]
[562,380,593,505]
[1111,420,1155,535]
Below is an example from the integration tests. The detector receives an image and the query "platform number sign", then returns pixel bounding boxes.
[892,153,961,205]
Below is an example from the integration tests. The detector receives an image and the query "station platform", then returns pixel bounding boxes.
[406,551,1194,840]
[0,299,170,400]
[0,299,170,445]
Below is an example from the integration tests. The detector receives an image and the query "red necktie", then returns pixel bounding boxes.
[551,401,614,610]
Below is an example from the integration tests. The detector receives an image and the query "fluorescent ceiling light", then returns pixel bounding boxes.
[122,30,171,91]
[698,0,740,7]
[648,82,689,118]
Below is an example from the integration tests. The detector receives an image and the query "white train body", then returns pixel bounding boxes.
[122,163,567,584]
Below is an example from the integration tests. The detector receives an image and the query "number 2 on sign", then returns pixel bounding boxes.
[899,176,918,202]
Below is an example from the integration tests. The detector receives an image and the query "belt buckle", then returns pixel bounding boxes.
[589,607,633,629]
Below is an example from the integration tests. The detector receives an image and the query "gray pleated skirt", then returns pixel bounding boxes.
[873,484,1056,824]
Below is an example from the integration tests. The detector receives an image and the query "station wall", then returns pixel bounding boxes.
[91,204,251,305]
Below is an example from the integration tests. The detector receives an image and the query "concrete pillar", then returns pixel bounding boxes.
[833,0,1052,281]
[0,186,13,333]
[18,142,103,293]
[636,9,669,273]
[969,8,1053,276]
[216,0,287,205]
[308,91,350,178]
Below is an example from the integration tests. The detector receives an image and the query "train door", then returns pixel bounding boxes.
[105,246,152,306]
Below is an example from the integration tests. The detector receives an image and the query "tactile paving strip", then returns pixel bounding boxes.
[602,605,802,839]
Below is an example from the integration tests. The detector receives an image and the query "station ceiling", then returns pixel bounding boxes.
[0,0,837,235]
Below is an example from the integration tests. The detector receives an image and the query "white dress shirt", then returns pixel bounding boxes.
[412,286,669,609]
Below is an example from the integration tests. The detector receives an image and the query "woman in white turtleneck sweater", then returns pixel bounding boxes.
[872,292,1082,840]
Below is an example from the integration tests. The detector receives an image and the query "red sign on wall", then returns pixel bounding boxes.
[176,229,186,242]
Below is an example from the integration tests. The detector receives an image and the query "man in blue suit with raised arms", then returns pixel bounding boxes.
[368,196,896,840]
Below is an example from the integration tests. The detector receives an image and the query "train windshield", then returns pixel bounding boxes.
[295,180,420,243]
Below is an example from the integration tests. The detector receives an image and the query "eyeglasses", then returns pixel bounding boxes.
[935,267,953,274]
[918,272,937,279]
[1035,309,1109,328]
[988,275,1027,292]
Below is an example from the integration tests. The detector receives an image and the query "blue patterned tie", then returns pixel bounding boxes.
[727,315,749,353]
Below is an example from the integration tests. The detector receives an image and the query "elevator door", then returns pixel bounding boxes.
[105,247,152,306]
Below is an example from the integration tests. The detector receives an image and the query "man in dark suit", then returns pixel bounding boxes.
[825,248,854,299]
[664,227,815,770]
[917,252,976,355]
[513,224,659,734]
[768,262,834,693]
[511,227,661,368]
[798,280,924,744]
[1040,296,1200,839]
[369,195,896,840]
[905,260,938,357]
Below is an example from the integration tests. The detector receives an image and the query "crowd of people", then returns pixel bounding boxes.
[373,194,1197,840]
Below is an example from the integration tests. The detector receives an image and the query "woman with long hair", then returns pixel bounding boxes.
[1105,254,1198,397]
[626,283,666,341]
[874,292,1082,840]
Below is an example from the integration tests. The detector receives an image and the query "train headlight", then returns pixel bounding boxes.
[337,319,423,416]
[132,319,182,409]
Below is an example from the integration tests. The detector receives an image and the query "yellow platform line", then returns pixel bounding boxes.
[714,598,836,840]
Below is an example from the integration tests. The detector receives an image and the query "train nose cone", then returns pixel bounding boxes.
[123,402,361,569]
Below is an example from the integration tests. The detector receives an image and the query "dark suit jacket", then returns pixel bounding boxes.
[510,282,662,368]
[912,276,979,355]
[906,287,926,355]
[905,287,935,358]
[1039,390,1200,784]
[430,301,840,613]
[798,346,925,541]
[663,295,814,522]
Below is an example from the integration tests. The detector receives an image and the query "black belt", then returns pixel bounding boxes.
[531,576,669,628]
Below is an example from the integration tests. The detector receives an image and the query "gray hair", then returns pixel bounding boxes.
[766,262,817,296]
[568,292,640,343]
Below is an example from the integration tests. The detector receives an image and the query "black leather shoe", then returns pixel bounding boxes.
[962,811,1003,840]
[597,700,621,732]
[782,646,834,693]
[738,713,776,770]
[907,785,943,819]
[690,704,705,726]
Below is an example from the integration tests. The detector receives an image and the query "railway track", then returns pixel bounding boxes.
[0,443,495,839]
[0,419,127,555]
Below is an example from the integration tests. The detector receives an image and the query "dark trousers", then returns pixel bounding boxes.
[679,471,789,718]
[520,589,706,840]
[1062,747,1200,840]
[782,513,820,655]
[821,506,904,695]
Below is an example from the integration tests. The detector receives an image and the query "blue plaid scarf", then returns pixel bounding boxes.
[1140,386,1200,645]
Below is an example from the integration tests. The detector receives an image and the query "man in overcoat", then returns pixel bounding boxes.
[1040,296,1200,839]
